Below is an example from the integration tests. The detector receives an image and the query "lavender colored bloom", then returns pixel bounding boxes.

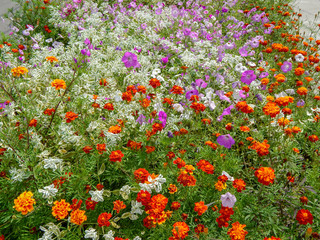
[222,7,228,13]
[241,70,256,85]
[216,90,231,103]
[162,57,168,64]
[158,111,167,128]
[232,81,241,89]
[195,79,207,88]
[186,89,199,100]
[255,94,263,101]
[122,52,141,68]
[297,99,305,107]
[73,58,78,63]
[218,105,234,121]
[115,46,122,51]
[183,28,191,36]
[155,8,162,15]
[281,61,292,73]
[84,38,91,45]
[136,114,146,125]
[259,72,269,78]
[221,192,236,208]
[217,134,235,149]
[239,46,248,57]
[81,49,91,56]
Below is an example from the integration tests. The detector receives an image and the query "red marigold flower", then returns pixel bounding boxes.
[296,209,313,225]
[122,91,133,102]
[28,119,37,127]
[263,236,282,240]
[177,172,196,186]
[173,158,186,169]
[103,103,114,111]
[232,179,246,192]
[194,201,208,216]
[170,85,184,95]
[136,190,151,206]
[170,222,189,240]
[194,224,208,235]
[109,150,124,162]
[255,167,275,186]
[145,146,155,153]
[97,212,112,227]
[83,146,93,154]
[168,184,178,194]
[171,201,181,210]
[300,196,308,205]
[96,144,106,154]
[43,108,55,116]
[134,168,150,183]
[149,78,161,88]
[65,111,78,123]
[308,135,319,142]
[196,159,214,174]
[85,197,98,210]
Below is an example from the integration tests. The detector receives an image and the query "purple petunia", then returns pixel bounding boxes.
[158,111,167,128]
[195,79,207,88]
[241,70,256,85]
[122,52,141,68]
[281,61,292,73]
[217,134,235,149]
[218,105,234,122]
[221,192,236,208]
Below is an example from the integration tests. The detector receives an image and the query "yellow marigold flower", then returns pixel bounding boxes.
[13,191,36,215]
[46,56,58,63]
[70,209,87,225]
[215,180,226,191]
[52,199,71,220]
[51,79,66,90]
[11,66,28,77]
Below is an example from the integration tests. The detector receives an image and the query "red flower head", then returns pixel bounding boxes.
[296,209,313,225]
[97,212,112,227]
[109,150,124,162]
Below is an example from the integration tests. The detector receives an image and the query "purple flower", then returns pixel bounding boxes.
[161,57,168,64]
[122,52,141,68]
[259,72,269,78]
[84,38,91,45]
[167,131,174,138]
[241,70,256,85]
[216,90,231,103]
[136,114,146,125]
[186,89,198,100]
[155,8,162,15]
[221,192,236,208]
[217,134,235,149]
[81,49,91,56]
[158,111,167,128]
[297,99,305,107]
[281,61,292,73]
[115,46,122,51]
[195,79,207,88]
[141,23,147,29]
[218,105,234,122]
[183,28,191,36]
[239,46,248,57]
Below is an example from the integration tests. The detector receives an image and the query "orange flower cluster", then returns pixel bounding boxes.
[97,212,112,227]
[113,200,126,213]
[227,222,248,240]
[70,209,87,225]
[109,150,124,162]
[194,201,208,216]
[143,194,171,228]
[11,66,28,77]
[255,167,275,186]
[248,139,270,156]
[263,102,280,117]
[51,79,66,90]
[13,191,36,215]
[177,170,196,187]
[232,179,246,192]
[96,143,106,154]
[170,85,184,94]
[239,126,250,132]
[169,222,190,240]
[190,102,206,114]
[127,140,142,150]
[204,141,218,150]
[108,125,121,134]
[235,101,254,114]
[52,199,71,220]
[65,111,78,123]
[196,159,214,174]
[277,117,291,126]
[134,168,150,183]
[46,56,58,62]
[275,96,294,106]
[149,78,161,88]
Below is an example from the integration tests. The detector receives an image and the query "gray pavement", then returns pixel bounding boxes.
[0,0,18,34]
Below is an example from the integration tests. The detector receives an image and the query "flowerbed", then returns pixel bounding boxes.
[0,0,320,239]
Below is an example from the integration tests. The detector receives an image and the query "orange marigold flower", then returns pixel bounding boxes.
[65,111,78,123]
[96,143,106,154]
[170,85,184,94]
[103,103,114,111]
[300,196,308,205]
[263,102,280,117]
[194,201,208,216]
[293,148,300,153]
[13,191,36,215]
[11,66,28,77]
[52,199,71,220]
[46,56,58,62]
[239,126,250,132]
[168,184,178,194]
[278,117,291,126]
[173,158,186,169]
[275,96,294,106]
[296,209,313,225]
[43,108,55,116]
[51,79,66,90]
[297,87,308,95]
[83,146,93,154]
[108,125,121,134]
[136,190,151,206]
[282,108,292,115]
[170,222,190,240]
[196,159,214,174]
[137,85,146,93]
[163,98,174,105]
[215,180,227,191]
[171,201,181,210]
[255,167,275,186]
[122,91,133,102]
[204,141,218,150]
[177,171,196,187]
[263,237,281,240]
[201,118,211,124]
[97,212,112,227]
[235,101,254,114]
[227,222,248,240]
[145,146,155,153]
[232,179,246,192]
[109,150,124,162]
[248,140,270,156]
[70,209,87,225]
[28,119,37,127]
[127,140,142,150]
[292,126,301,133]
[113,200,126,214]
[294,67,305,76]
[140,98,151,108]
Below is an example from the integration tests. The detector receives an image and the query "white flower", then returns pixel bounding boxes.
[172,103,184,113]
[45,38,53,43]
[120,185,131,200]
[235,63,242,72]
[89,189,104,202]
[147,174,166,192]
[295,53,304,62]
[133,237,142,240]
[240,66,248,73]
[43,158,63,171]
[9,167,29,182]
[84,228,99,240]
[139,183,152,193]
[130,200,144,215]
[221,171,234,181]
[38,184,58,199]
[38,223,60,240]
[103,230,115,240]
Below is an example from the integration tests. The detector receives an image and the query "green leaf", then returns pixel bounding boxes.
[98,163,105,175]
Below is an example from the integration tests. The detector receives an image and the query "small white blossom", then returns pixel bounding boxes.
[103,230,115,240]
[38,184,58,199]
[221,171,234,181]
[43,158,63,171]
[89,189,104,202]
[130,200,144,215]
[84,228,99,240]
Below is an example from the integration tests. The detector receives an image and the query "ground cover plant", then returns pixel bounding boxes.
[0,0,320,239]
